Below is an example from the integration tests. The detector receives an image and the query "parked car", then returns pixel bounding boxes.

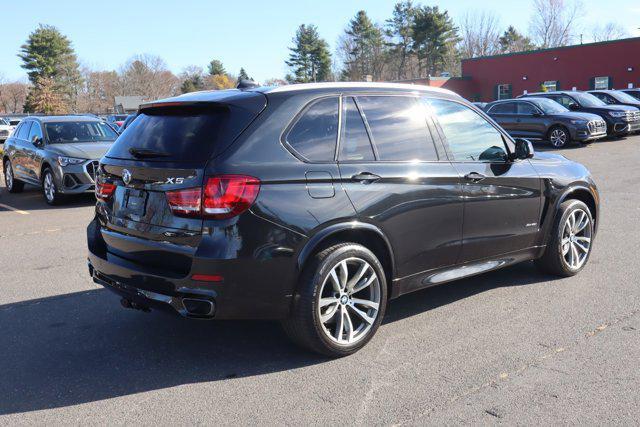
[117,114,137,132]
[621,88,640,101]
[0,118,13,143]
[2,116,119,205]
[87,83,599,357]
[106,114,128,128]
[485,98,607,147]
[521,91,640,136]
[588,89,640,109]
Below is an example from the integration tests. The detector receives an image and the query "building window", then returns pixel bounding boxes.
[497,84,512,100]
[542,80,558,91]
[593,76,610,90]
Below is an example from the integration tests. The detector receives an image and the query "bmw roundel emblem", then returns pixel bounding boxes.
[122,169,132,186]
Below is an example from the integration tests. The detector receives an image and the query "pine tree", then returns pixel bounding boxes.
[385,1,416,80]
[18,24,81,112]
[208,59,226,76]
[499,26,535,53]
[411,6,460,77]
[238,68,251,81]
[286,24,332,83]
[342,10,386,81]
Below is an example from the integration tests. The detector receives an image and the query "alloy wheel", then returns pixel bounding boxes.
[561,208,592,270]
[550,129,568,147]
[318,257,381,345]
[44,172,56,203]
[5,162,13,190]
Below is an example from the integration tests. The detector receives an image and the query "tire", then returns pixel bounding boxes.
[3,159,24,193]
[282,243,388,357]
[548,126,572,148]
[535,200,594,277]
[42,167,64,205]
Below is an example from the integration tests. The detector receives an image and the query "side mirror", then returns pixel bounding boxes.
[532,111,542,117]
[568,103,580,111]
[32,136,43,147]
[512,138,534,160]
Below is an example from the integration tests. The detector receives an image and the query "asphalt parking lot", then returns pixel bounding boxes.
[1,136,639,424]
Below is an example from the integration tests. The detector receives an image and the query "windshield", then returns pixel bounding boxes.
[533,98,569,114]
[0,118,8,125]
[611,91,640,103]
[44,121,118,144]
[571,92,607,107]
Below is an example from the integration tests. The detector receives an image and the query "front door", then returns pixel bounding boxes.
[337,95,463,279]
[427,97,542,263]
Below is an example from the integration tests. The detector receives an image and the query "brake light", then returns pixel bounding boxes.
[96,181,116,201]
[166,175,260,219]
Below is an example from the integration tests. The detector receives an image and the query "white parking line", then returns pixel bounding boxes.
[0,202,29,215]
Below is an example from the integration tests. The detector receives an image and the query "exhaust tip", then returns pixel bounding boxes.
[183,298,215,317]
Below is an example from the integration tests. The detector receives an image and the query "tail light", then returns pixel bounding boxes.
[96,181,116,201]
[166,175,260,219]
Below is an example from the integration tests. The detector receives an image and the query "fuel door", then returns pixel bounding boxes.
[305,171,335,199]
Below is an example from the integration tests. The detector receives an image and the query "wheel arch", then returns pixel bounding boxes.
[557,185,598,229]
[297,222,396,292]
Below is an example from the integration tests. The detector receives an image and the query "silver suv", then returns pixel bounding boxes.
[2,116,119,205]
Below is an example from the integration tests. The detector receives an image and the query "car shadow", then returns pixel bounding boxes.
[0,183,95,211]
[0,262,558,415]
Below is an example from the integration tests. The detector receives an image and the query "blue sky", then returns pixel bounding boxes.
[1,0,639,82]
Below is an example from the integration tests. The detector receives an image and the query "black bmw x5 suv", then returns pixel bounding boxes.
[88,83,599,357]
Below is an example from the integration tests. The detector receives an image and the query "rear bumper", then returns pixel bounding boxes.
[87,217,296,319]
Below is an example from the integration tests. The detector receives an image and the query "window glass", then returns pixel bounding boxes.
[497,84,512,100]
[340,98,374,161]
[357,96,437,161]
[542,81,558,91]
[594,76,609,90]
[16,121,32,140]
[488,102,516,114]
[286,97,339,162]
[553,95,575,108]
[517,102,539,115]
[27,122,43,142]
[427,98,508,163]
[45,121,118,144]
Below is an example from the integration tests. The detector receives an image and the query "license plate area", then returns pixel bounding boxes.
[114,187,148,220]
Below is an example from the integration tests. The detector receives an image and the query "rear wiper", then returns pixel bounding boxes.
[128,148,171,158]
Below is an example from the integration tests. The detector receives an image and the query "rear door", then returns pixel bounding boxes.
[515,101,547,138]
[427,97,542,262]
[11,121,33,181]
[97,97,266,275]
[338,94,463,280]
[487,102,518,134]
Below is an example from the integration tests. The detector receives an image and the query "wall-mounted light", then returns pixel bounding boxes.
[522,76,528,80]
[553,57,558,61]
[628,67,634,72]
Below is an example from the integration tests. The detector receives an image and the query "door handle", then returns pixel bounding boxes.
[464,172,486,182]
[351,172,381,184]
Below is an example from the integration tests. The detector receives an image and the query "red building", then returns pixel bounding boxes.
[407,37,640,102]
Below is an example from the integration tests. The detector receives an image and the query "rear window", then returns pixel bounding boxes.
[106,107,229,163]
[286,97,339,162]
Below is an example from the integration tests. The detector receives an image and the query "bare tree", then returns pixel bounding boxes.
[77,68,119,113]
[118,54,180,101]
[592,22,628,42]
[458,11,501,59]
[529,0,584,48]
[0,80,29,113]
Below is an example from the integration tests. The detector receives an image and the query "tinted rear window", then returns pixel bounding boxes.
[286,97,339,162]
[106,107,229,163]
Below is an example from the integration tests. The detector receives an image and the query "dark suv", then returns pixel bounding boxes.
[521,91,640,136]
[88,83,599,356]
[621,88,640,101]
[485,98,606,147]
